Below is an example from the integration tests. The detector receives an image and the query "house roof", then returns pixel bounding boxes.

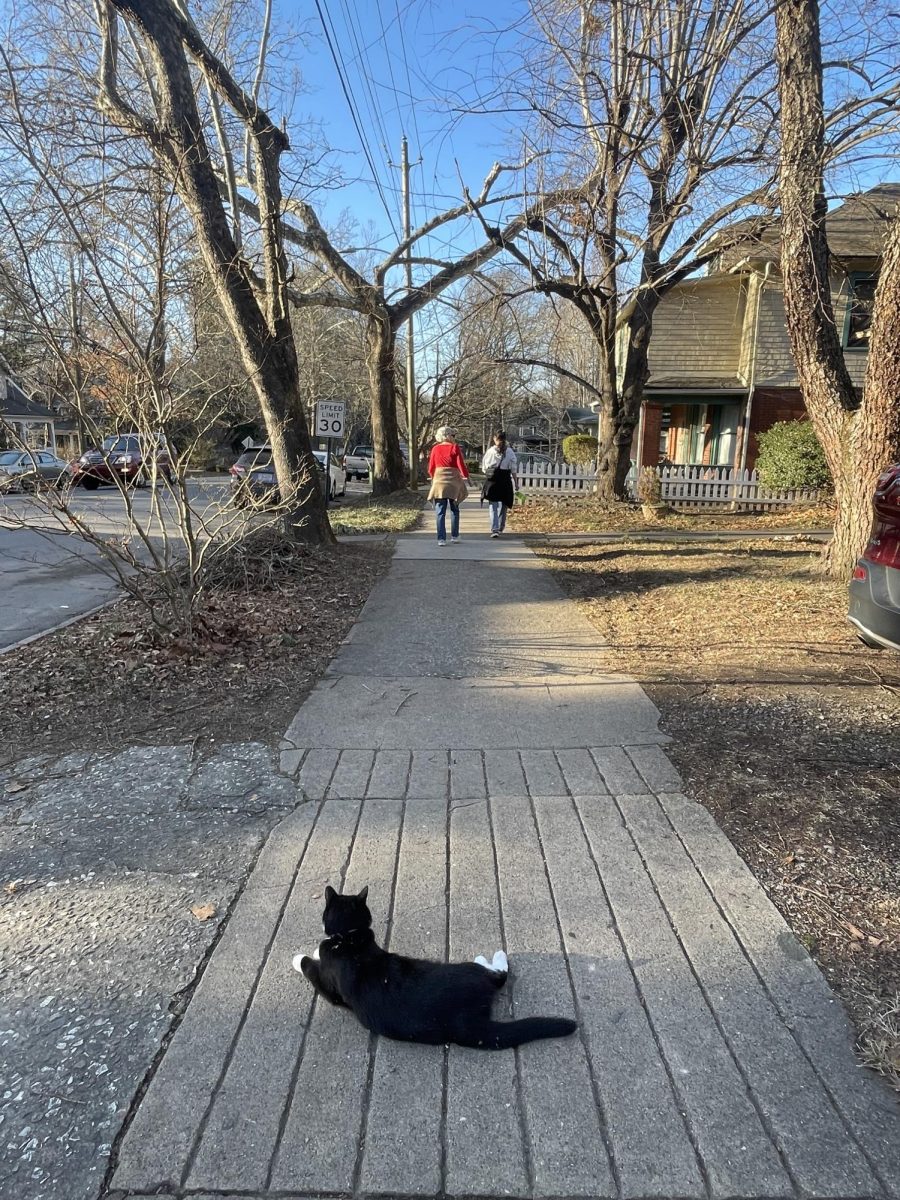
[711,184,900,265]
[646,375,746,392]
[564,406,598,424]
[0,376,55,420]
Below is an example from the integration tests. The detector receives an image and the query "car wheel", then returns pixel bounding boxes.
[82,476,100,490]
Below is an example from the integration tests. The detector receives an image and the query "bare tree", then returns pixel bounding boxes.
[408,277,557,451]
[90,0,331,541]
[775,0,900,577]
[488,0,778,499]
[264,174,552,493]
[492,0,900,501]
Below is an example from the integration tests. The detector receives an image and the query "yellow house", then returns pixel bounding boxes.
[631,184,896,472]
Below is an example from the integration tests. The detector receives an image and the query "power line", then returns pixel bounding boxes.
[338,0,395,176]
[393,0,424,162]
[313,0,401,240]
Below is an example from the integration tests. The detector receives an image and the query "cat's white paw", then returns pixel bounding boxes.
[473,954,491,970]
[292,953,307,973]
[491,949,509,974]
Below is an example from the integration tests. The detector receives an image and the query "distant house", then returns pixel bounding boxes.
[627,184,899,472]
[0,369,57,452]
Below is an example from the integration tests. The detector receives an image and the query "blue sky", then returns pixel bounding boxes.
[285,0,526,253]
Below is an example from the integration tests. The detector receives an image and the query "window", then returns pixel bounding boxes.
[709,404,741,467]
[845,273,877,349]
[658,408,672,459]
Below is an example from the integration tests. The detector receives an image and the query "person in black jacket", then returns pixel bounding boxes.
[480,431,518,537]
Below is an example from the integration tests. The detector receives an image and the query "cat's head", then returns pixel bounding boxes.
[322,885,372,937]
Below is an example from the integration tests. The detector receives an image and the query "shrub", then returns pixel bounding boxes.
[637,466,662,506]
[562,434,598,465]
[755,420,831,490]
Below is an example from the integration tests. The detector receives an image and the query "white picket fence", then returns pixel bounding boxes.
[517,462,821,510]
[516,461,597,493]
[652,466,821,509]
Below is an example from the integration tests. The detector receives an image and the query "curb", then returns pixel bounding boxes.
[522,529,832,545]
[0,594,123,658]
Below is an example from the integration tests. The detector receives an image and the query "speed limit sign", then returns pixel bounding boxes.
[315,400,346,439]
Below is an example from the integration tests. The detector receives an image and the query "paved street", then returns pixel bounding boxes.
[109,509,900,1200]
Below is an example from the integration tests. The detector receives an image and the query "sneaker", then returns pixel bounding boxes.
[490,532,499,538]
[437,539,446,547]
[450,537,460,543]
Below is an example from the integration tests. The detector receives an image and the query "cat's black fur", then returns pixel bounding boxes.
[297,886,578,1051]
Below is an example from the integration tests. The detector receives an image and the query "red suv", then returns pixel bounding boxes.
[848,463,900,651]
[71,434,173,489]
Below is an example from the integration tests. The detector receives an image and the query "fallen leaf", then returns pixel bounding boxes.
[6,782,28,794]
[844,921,866,941]
[4,882,19,894]
[867,935,885,948]
[191,903,217,921]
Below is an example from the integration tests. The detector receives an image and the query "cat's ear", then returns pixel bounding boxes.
[357,885,369,903]
[324,885,337,904]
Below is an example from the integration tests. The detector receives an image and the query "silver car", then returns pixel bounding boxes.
[0,449,71,493]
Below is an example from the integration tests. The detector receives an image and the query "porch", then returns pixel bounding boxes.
[638,387,807,472]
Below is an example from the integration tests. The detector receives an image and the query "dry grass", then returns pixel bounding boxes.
[541,538,900,1088]
[510,497,835,535]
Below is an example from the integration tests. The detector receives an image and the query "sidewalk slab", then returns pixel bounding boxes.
[283,676,668,750]
[110,512,900,1200]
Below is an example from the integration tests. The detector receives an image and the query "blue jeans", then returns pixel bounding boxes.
[489,500,508,533]
[434,498,459,541]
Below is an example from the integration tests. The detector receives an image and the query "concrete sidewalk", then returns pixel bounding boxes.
[109,506,900,1200]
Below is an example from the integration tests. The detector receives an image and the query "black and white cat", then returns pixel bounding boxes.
[293,885,577,1051]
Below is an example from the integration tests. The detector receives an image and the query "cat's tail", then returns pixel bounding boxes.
[460,1016,577,1050]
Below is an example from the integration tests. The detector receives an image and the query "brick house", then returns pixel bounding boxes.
[630,184,898,472]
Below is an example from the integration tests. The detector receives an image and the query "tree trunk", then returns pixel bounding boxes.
[775,0,867,577]
[366,312,407,494]
[852,213,900,563]
[257,332,333,543]
[594,295,655,503]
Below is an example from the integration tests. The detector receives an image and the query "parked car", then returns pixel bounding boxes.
[70,433,173,489]
[343,445,372,481]
[0,449,71,493]
[848,463,900,651]
[229,445,273,507]
[314,450,347,499]
[517,452,555,469]
[230,446,346,506]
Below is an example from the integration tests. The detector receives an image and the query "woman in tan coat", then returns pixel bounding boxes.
[427,426,469,546]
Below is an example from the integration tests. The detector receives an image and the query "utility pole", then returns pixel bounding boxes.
[400,135,418,490]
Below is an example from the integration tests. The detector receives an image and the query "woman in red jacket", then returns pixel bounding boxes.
[427,427,469,545]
